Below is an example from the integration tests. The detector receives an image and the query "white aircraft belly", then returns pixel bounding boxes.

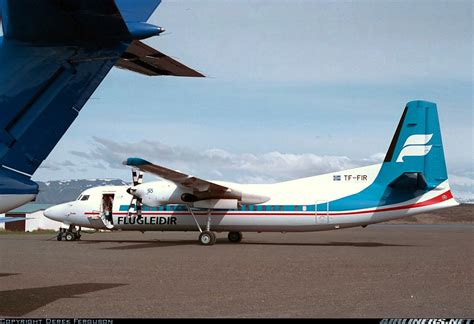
[112,212,366,232]
[0,194,36,214]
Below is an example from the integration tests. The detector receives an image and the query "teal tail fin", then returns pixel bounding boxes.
[382,100,448,189]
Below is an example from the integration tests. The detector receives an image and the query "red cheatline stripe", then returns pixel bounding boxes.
[331,190,453,216]
[84,190,453,217]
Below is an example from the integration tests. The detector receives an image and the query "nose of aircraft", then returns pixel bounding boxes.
[44,204,67,222]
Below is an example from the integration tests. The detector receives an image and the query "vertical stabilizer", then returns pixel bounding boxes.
[382,100,448,189]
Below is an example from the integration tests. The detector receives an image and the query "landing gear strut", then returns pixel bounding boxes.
[57,225,81,242]
[186,205,216,246]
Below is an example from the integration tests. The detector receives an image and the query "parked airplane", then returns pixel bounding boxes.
[0,0,204,214]
[44,101,459,245]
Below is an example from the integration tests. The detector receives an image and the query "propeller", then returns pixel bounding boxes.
[126,169,144,219]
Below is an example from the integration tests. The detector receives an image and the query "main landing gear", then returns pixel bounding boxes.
[198,231,243,245]
[199,231,216,245]
[186,206,244,246]
[228,232,242,243]
[186,205,219,246]
[57,225,81,242]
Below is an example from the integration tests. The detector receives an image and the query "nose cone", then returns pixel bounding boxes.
[44,204,66,222]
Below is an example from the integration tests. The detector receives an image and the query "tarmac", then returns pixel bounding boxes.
[0,225,472,318]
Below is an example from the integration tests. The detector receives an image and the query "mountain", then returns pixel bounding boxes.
[35,179,129,204]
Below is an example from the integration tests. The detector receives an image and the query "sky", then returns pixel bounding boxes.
[29,0,473,200]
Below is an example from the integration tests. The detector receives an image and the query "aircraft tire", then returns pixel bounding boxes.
[65,232,75,241]
[199,231,216,246]
[228,232,242,243]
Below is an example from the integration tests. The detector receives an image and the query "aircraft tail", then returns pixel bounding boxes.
[328,100,457,214]
[380,100,449,191]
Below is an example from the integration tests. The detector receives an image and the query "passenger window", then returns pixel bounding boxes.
[81,195,90,201]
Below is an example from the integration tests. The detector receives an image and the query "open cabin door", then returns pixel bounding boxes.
[315,200,329,224]
[99,193,115,229]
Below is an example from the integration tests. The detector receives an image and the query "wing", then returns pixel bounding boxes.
[124,158,228,192]
[124,157,270,205]
[116,40,205,77]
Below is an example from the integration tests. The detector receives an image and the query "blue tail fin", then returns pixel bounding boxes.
[382,100,448,189]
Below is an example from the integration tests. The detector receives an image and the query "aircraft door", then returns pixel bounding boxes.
[100,194,115,229]
[315,200,329,224]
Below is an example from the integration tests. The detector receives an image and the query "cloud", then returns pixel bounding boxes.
[58,160,76,167]
[38,162,61,171]
[448,174,474,203]
[63,137,474,202]
[68,137,370,183]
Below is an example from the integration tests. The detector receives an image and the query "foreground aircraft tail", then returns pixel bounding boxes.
[0,0,203,213]
[380,100,448,191]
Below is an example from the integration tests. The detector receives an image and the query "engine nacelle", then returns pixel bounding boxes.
[134,182,188,207]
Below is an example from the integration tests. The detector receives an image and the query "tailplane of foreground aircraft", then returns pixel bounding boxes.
[44,101,458,245]
[0,0,204,213]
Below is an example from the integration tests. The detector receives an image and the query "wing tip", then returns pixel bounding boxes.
[124,157,150,167]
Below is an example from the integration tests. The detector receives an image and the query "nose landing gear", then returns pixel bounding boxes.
[57,225,81,241]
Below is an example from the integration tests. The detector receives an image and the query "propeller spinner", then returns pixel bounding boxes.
[127,169,144,219]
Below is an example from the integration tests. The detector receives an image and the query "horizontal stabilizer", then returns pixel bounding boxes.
[116,40,205,77]
[0,217,26,224]
[388,172,429,191]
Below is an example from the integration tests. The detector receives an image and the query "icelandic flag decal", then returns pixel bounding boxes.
[333,175,341,181]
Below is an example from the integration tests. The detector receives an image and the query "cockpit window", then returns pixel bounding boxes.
[77,195,82,201]
[80,195,90,201]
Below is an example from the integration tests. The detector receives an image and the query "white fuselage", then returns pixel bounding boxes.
[44,164,458,233]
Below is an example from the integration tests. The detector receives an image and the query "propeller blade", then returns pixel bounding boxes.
[127,168,144,218]
[127,196,137,217]
[136,198,143,219]
[132,169,144,186]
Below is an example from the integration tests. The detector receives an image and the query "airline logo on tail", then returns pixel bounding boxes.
[396,134,433,162]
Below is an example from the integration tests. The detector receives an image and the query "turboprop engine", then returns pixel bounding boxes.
[125,167,270,218]
[132,181,188,207]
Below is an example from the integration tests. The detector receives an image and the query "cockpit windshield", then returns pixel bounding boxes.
[77,195,82,201]
[80,195,90,201]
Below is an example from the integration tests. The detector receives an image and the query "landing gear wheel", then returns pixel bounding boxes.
[65,232,75,241]
[199,231,216,246]
[228,232,242,243]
